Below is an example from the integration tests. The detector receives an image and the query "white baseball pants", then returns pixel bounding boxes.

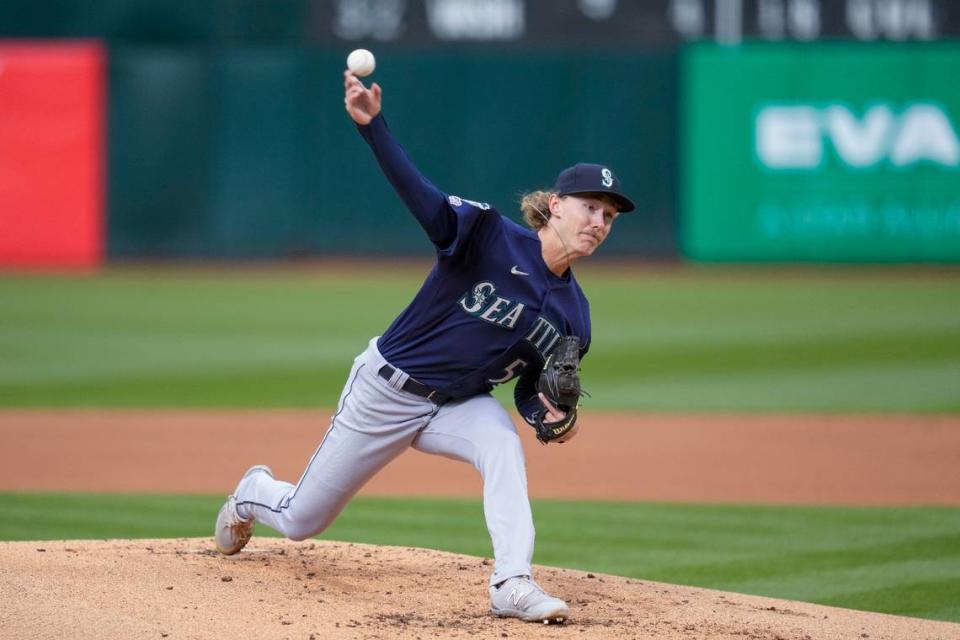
[234,337,535,586]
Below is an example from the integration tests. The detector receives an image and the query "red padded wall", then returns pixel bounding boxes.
[0,41,105,268]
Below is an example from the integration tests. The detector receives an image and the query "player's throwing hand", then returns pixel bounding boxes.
[344,70,382,125]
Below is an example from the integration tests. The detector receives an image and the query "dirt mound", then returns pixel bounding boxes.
[2,539,956,640]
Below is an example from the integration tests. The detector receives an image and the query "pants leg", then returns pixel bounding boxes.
[412,394,535,586]
[235,340,438,541]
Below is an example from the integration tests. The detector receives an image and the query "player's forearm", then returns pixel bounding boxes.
[357,114,456,247]
[513,372,542,424]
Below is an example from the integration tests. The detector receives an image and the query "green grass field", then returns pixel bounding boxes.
[2,266,959,410]
[2,266,959,622]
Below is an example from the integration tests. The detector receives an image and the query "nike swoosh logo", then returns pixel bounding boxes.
[510,265,530,276]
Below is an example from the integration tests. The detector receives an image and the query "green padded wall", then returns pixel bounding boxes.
[107,48,678,257]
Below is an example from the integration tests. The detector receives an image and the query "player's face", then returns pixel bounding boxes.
[554,195,619,257]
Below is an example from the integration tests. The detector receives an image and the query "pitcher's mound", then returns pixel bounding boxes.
[2,538,956,639]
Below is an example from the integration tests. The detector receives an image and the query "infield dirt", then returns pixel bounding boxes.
[2,410,959,504]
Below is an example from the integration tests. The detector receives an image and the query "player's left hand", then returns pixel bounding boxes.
[533,392,579,444]
[344,70,382,125]
[531,335,582,444]
[538,392,567,422]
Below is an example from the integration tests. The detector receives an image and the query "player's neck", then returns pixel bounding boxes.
[538,227,575,276]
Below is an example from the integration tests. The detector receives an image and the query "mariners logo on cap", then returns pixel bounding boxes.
[601,167,613,188]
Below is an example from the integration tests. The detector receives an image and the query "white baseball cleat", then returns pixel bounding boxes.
[490,576,570,623]
[214,465,273,555]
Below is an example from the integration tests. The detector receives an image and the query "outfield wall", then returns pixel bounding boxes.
[106,47,679,259]
[2,2,960,264]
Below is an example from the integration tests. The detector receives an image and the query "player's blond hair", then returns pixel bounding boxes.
[520,190,556,230]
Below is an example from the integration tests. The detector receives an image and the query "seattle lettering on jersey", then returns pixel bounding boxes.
[524,315,562,359]
[458,281,526,330]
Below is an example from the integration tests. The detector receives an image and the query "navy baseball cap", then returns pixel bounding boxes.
[553,163,635,213]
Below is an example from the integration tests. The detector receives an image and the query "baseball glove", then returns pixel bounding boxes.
[534,336,582,444]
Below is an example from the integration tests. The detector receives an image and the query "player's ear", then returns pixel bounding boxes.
[548,194,563,218]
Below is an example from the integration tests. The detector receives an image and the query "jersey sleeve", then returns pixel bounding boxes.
[436,196,500,260]
[357,114,457,248]
[513,367,542,426]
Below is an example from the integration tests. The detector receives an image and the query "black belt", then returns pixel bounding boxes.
[378,364,451,405]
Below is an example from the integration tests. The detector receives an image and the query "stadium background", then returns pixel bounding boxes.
[2,0,960,630]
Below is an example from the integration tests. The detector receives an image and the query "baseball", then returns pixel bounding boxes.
[347,49,376,77]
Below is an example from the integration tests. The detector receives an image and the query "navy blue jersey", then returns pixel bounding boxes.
[358,115,591,420]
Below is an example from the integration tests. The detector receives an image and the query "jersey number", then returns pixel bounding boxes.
[488,358,528,384]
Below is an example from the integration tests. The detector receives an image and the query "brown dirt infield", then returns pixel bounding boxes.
[2,410,958,504]
[2,409,959,639]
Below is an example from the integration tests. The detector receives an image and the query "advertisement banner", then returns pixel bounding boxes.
[0,41,105,268]
[683,43,960,261]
